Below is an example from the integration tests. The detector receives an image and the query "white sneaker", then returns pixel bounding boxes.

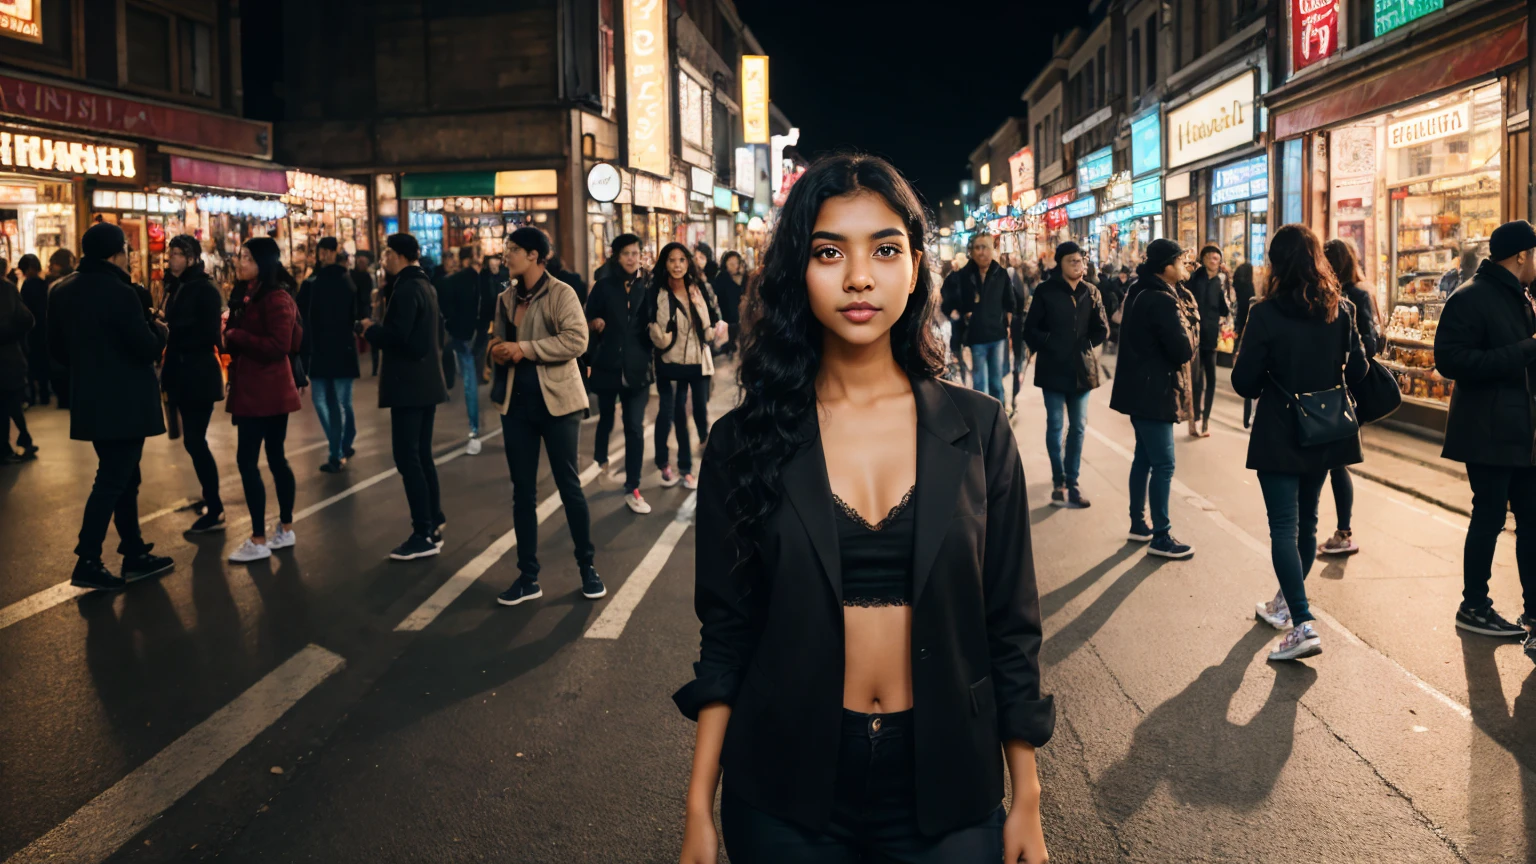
[1255,590,1292,630]
[683,473,698,490]
[268,525,296,550]
[659,466,681,488]
[1268,622,1322,661]
[625,490,652,514]
[229,538,272,563]
[466,435,483,456]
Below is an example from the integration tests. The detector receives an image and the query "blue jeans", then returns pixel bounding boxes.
[970,339,1007,403]
[310,377,356,464]
[448,337,480,436]
[1041,389,1089,489]
[1256,471,1327,625]
[1129,417,1175,534]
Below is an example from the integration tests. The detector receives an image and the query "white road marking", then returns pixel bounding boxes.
[1386,496,1431,515]
[0,582,92,631]
[3,644,345,864]
[585,492,697,640]
[139,497,197,525]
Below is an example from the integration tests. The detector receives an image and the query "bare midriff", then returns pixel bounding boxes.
[842,605,914,712]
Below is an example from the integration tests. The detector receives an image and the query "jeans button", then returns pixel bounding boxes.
[871,716,882,733]
[918,648,932,660]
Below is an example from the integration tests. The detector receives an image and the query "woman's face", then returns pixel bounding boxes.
[726,255,741,277]
[806,191,920,348]
[666,249,690,282]
[236,247,259,282]
[693,249,708,270]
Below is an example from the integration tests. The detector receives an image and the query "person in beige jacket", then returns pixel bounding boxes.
[486,227,604,607]
[650,242,726,490]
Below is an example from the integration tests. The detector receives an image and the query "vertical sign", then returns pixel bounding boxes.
[752,145,771,216]
[1008,146,1034,203]
[741,55,770,145]
[1131,110,1161,177]
[0,0,41,43]
[624,0,670,177]
[1292,0,1340,72]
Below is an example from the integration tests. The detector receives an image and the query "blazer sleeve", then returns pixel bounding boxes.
[366,282,422,357]
[1355,296,1379,359]
[982,401,1055,747]
[1086,286,1109,348]
[1230,304,1269,399]
[673,423,763,721]
[1433,291,1536,383]
[1148,292,1196,367]
[520,284,589,363]
[1021,291,1048,353]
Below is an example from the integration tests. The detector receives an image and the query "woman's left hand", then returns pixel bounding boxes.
[1003,799,1048,864]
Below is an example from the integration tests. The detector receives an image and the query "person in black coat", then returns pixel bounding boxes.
[1232,225,1369,663]
[954,234,1014,403]
[161,236,227,531]
[1022,241,1108,508]
[1109,239,1197,560]
[1316,240,1380,558]
[1433,220,1536,648]
[711,250,745,358]
[361,233,450,559]
[49,223,173,591]
[1186,245,1230,437]
[586,233,655,512]
[45,249,75,408]
[352,250,380,375]
[0,270,35,462]
[299,237,363,472]
[18,254,49,407]
[548,254,589,308]
[436,246,486,451]
[1232,262,1257,427]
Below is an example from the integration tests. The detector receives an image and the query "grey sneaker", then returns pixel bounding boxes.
[1256,590,1293,630]
[1269,622,1322,661]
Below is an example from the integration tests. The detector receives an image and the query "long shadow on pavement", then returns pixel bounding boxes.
[1459,632,1536,862]
[1042,555,1168,667]
[1040,544,1142,622]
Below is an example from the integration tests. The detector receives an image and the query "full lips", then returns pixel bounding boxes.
[839,306,880,323]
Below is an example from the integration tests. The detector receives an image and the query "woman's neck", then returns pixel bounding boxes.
[816,332,907,404]
[669,276,687,293]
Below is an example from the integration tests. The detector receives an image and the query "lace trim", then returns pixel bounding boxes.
[831,485,916,532]
[842,597,912,608]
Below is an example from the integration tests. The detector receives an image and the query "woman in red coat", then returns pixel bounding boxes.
[224,237,303,563]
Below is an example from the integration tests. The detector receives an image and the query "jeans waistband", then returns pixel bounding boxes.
[841,708,913,738]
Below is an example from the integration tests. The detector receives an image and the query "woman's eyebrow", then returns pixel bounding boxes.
[871,227,905,240]
[809,228,905,242]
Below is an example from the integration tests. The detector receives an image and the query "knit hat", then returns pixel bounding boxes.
[1489,220,1536,262]
[244,236,281,266]
[1144,238,1185,275]
[316,236,339,252]
[81,222,127,261]
[1055,241,1083,262]
[168,234,201,261]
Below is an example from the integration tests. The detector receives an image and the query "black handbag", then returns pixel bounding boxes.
[1267,312,1359,447]
[290,354,309,389]
[1351,358,1403,424]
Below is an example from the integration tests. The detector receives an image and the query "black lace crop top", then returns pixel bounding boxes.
[832,486,916,607]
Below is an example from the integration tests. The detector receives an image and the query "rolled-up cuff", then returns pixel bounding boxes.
[999,695,1056,747]
[672,670,741,722]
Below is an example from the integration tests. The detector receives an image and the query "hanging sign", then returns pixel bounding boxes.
[1044,207,1069,231]
[1210,155,1269,204]
[1292,0,1340,72]
[1064,197,1097,219]
[586,162,622,203]
[741,55,770,144]
[624,0,671,177]
[1077,146,1113,190]
[1166,70,1256,168]
[1386,103,1468,149]
[0,0,42,43]
[1131,110,1161,177]
[1132,175,1162,217]
[1008,146,1035,198]
[1103,172,1134,209]
[1374,0,1443,38]
[990,184,1009,211]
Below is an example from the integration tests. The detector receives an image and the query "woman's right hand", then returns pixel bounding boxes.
[678,810,718,864]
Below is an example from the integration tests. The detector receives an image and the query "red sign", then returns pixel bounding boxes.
[1291,0,1340,72]
[1045,207,1069,231]
[0,72,272,159]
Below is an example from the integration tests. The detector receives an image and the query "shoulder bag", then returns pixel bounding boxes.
[1267,313,1359,447]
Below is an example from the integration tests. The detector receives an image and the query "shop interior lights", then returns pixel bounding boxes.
[198,195,286,219]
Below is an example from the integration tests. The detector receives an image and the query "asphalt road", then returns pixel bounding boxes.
[1,359,1532,864]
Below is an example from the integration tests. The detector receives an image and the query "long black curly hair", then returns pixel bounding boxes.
[726,152,944,577]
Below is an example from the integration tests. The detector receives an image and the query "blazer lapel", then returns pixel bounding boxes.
[911,378,971,606]
[781,422,843,604]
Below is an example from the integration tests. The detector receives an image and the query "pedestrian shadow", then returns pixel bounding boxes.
[1041,556,1168,666]
[1459,632,1536,862]
[1318,557,1350,580]
[1040,544,1141,621]
[1095,626,1317,824]
[1030,503,1062,526]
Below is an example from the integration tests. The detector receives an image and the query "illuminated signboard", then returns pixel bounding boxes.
[741,55,770,144]
[1167,70,1256,168]
[1064,196,1097,219]
[1374,0,1442,38]
[1077,146,1113,190]
[1386,104,1468,149]
[1131,110,1161,177]
[624,0,671,176]
[0,127,138,178]
[1026,189,1075,216]
[1210,155,1269,204]
[1292,0,1340,72]
[1008,146,1034,199]
[587,163,622,203]
[1132,175,1162,216]
[733,146,755,195]
[0,0,42,43]
[1044,207,1069,231]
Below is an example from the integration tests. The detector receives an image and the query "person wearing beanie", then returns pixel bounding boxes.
[160,234,228,534]
[1435,220,1536,659]
[48,221,174,591]
[1022,240,1108,509]
[18,253,49,409]
[297,235,362,473]
[0,257,34,464]
[953,233,1014,402]
[1185,245,1230,438]
[1109,237,1197,560]
[360,232,450,561]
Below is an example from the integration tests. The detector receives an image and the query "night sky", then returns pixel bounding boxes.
[735,0,1094,210]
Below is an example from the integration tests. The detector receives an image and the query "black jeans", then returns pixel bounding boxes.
[391,405,443,537]
[656,371,710,473]
[25,356,49,404]
[722,710,1005,863]
[594,385,648,493]
[76,437,150,561]
[1329,466,1353,532]
[501,386,594,579]
[1464,464,1536,618]
[2,387,31,450]
[178,400,222,514]
[1194,347,1217,422]
[236,414,296,531]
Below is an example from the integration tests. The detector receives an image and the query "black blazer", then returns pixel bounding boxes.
[161,264,227,404]
[674,377,1055,837]
[1435,260,1536,467]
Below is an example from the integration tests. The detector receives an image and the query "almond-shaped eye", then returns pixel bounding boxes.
[874,244,904,258]
[813,246,843,260]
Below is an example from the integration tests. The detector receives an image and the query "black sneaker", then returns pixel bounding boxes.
[1127,519,1154,543]
[17,444,37,460]
[430,531,444,549]
[122,548,174,582]
[319,460,344,474]
[388,533,441,561]
[1148,533,1194,559]
[71,558,127,592]
[1050,486,1066,507]
[186,510,226,534]
[581,565,606,600]
[497,576,543,607]
[1066,488,1091,509]
[1454,604,1527,638]
[344,446,356,459]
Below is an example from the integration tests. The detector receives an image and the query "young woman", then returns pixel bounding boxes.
[650,242,724,490]
[1232,225,1369,661]
[224,237,303,563]
[161,235,228,532]
[1232,262,1257,428]
[711,251,745,358]
[675,154,1052,864]
[1318,239,1379,557]
[1108,239,1198,559]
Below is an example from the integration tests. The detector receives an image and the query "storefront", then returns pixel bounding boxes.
[400,170,562,269]
[0,124,114,270]
[284,171,371,269]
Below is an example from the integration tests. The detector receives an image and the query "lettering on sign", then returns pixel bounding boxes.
[741,55,770,145]
[1386,103,1468,149]
[0,0,42,43]
[624,0,670,177]
[0,129,137,177]
[1374,0,1443,38]
[1292,0,1340,72]
[1166,71,1257,168]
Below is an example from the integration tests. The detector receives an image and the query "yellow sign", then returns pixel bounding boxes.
[624,0,670,177]
[494,169,558,196]
[741,55,770,145]
[0,0,42,43]
[0,128,137,177]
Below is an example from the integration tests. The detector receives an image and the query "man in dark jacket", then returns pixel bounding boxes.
[161,235,227,531]
[18,254,49,407]
[1434,220,1536,652]
[299,237,363,472]
[548,254,588,307]
[955,234,1013,403]
[1023,241,1108,508]
[585,233,654,514]
[353,250,380,375]
[437,246,485,454]
[0,268,35,462]
[45,248,75,408]
[1185,246,1230,437]
[362,233,450,560]
[49,222,174,590]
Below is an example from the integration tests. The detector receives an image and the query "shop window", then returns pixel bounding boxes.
[1145,15,1157,87]
[178,19,214,98]
[679,71,709,150]
[1131,31,1141,96]
[126,4,173,91]
[1280,137,1304,225]
[1098,46,1107,103]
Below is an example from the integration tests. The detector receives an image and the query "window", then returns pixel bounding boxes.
[1098,46,1107,104]
[1146,15,1157,88]
[678,71,711,150]
[1131,30,1141,95]
[1086,62,1095,112]
[126,5,171,91]
[178,19,213,97]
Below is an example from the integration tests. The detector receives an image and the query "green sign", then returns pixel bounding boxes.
[1373,0,1443,37]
